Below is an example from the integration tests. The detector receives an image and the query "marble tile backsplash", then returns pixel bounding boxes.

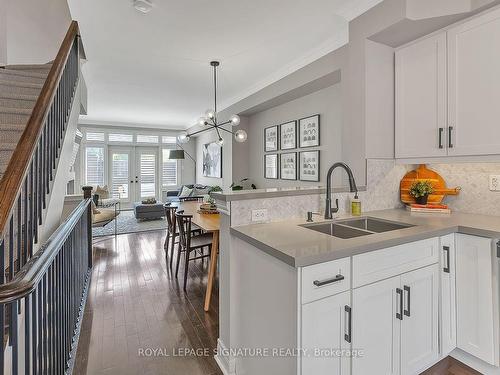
[230,160,500,227]
[426,163,500,216]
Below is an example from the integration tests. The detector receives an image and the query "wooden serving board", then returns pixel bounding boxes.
[400,164,460,204]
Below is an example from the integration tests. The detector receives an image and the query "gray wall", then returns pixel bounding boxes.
[5,0,72,64]
[242,84,343,189]
[0,0,6,66]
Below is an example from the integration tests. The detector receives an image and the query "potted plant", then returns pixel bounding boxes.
[409,180,434,205]
[230,178,257,191]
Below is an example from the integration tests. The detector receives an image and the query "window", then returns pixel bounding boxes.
[162,136,177,144]
[136,134,159,143]
[162,149,178,187]
[85,132,104,142]
[109,133,133,143]
[85,147,104,186]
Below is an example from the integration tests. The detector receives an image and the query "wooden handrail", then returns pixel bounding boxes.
[0,21,80,236]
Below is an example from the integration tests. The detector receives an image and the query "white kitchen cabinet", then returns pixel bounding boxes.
[395,7,500,159]
[455,234,499,366]
[439,234,456,356]
[395,33,447,158]
[301,291,351,375]
[351,264,439,375]
[352,276,400,375]
[447,8,500,156]
[400,265,439,374]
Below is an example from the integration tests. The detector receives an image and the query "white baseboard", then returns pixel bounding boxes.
[451,348,500,375]
[214,338,236,375]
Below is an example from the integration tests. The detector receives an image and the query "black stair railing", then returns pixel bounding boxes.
[0,194,93,375]
[0,20,90,375]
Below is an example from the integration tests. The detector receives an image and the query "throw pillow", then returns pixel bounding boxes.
[91,200,101,215]
[179,186,193,198]
[95,185,109,199]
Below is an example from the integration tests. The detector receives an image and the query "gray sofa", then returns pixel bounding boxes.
[164,184,212,203]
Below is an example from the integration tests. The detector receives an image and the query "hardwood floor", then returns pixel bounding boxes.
[420,357,482,375]
[73,231,223,375]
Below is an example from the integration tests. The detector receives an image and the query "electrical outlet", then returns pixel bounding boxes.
[251,209,268,222]
[490,175,500,191]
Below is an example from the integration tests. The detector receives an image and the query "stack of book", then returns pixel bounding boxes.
[405,203,451,214]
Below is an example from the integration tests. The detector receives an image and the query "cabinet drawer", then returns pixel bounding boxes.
[301,258,351,304]
[353,237,439,288]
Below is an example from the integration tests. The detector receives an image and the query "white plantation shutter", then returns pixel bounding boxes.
[162,149,178,187]
[85,147,104,186]
[140,154,156,197]
[111,153,129,199]
[85,132,104,142]
[136,135,159,143]
[109,133,133,143]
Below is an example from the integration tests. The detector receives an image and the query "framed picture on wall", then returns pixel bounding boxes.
[280,121,297,150]
[264,125,279,152]
[280,152,297,180]
[299,150,320,182]
[298,114,320,148]
[202,141,223,178]
[264,154,278,179]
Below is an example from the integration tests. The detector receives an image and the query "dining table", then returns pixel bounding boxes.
[174,200,220,312]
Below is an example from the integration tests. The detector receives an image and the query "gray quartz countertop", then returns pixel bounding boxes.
[211,186,366,202]
[230,209,500,267]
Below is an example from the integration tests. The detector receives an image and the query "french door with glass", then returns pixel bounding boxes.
[108,146,159,207]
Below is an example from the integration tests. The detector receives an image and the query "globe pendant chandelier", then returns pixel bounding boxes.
[177,61,248,146]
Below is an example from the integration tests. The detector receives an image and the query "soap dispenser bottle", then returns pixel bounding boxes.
[351,193,361,216]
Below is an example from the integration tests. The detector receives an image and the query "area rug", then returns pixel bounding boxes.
[92,210,167,237]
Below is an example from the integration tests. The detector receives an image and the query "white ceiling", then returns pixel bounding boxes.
[68,0,384,129]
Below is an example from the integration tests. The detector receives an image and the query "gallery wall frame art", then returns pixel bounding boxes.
[280,152,297,180]
[298,114,320,148]
[299,150,320,182]
[264,154,278,179]
[280,121,297,150]
[264,125,279,152]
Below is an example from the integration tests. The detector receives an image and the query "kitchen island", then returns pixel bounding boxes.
[215,190,500,375]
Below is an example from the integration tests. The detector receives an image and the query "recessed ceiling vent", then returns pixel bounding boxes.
[133,0,153,14]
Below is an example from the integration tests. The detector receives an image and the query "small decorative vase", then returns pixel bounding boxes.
[415,195,428,205]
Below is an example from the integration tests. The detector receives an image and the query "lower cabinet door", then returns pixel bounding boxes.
[440,234,457,356]
[400,264,439,374]
[301,291,351,375]
[352,276,401,375]
[456,234,499,366]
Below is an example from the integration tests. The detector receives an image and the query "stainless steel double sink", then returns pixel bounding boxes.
[300,217,414,239]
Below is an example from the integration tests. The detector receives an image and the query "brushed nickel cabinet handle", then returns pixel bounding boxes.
[438,127,444,149]
[448,126,454,148]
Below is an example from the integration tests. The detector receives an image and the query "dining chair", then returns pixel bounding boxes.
[175,211,213,290]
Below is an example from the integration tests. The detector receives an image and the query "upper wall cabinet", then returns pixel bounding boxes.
[447,8,500,156]
[395,33,447,159]
[396,7,500,159]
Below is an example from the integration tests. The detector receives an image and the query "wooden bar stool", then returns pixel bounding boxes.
[175,211,213,290]
[164,204,202,270]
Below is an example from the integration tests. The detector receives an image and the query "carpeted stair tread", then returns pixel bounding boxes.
[0,69,48,79]
[0,107,31,125]
[0,71,47,85]
[0,124,25,144]
[0,97,37,110]
[0,80,44,89]
[0,92,38,101]
[0,82,42,96]
[0,123,26,131]
[4,63,52,70]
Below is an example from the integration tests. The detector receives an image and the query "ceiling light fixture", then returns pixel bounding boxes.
[178,61,247,146]
[133,0,153,14]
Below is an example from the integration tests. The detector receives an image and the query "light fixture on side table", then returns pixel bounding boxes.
[177,61,248,146]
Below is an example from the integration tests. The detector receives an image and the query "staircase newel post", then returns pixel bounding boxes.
[82,186,93,268]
